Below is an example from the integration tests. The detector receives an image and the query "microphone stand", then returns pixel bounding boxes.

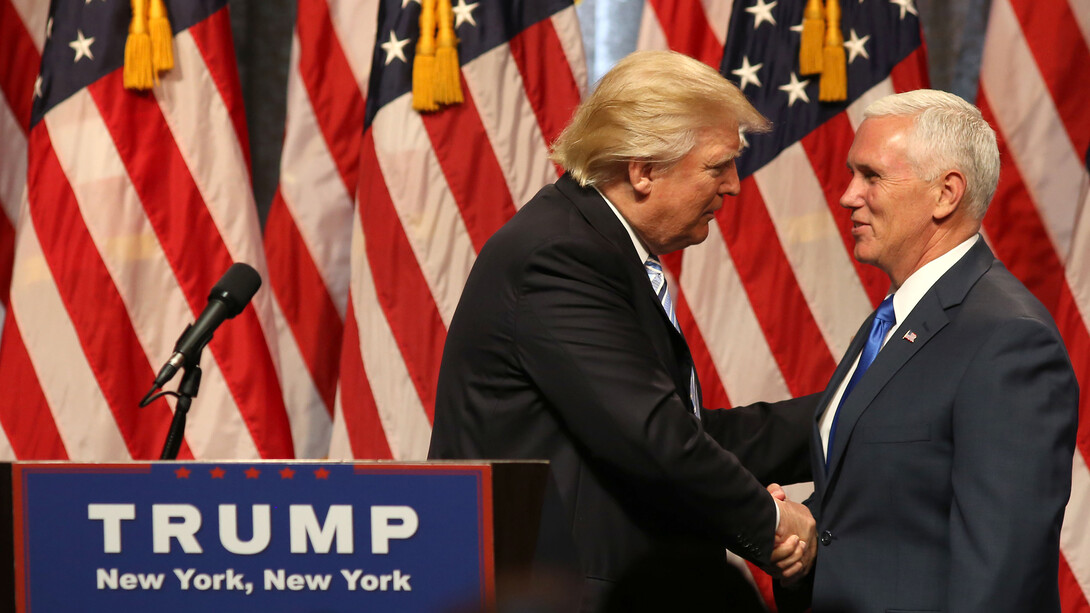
[158,346,204,460]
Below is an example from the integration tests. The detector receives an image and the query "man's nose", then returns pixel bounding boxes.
[720,165,741,197]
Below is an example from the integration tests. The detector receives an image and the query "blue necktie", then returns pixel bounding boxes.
[645,257,700,417]
[826,295,896,469]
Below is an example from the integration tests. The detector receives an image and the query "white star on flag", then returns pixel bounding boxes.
[844,29,871,63]
[732,56,763,90]
[33,75,43,98]
[778,72,811,106]
[69,29,95,63]
[380,30,410,65]
[453,0,479,28]
[889,0,918,19]
[745,0,778,29]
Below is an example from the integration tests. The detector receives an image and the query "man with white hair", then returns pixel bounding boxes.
[779,89,1079,612]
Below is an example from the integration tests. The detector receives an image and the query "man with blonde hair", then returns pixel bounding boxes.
[777,89,1078,612]
[430,50,818,611]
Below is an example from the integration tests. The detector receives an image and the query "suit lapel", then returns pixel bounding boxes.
[556,175,698,410]
[821,238,996,485]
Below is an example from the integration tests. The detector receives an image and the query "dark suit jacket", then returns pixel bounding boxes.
[790,239,1079,612]
[428,175,816,611]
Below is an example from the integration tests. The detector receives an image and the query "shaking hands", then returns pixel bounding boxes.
[768,483,816,583]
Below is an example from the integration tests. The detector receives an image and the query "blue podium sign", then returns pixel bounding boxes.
[11,462,498,612]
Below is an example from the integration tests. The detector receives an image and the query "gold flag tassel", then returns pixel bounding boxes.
[149,0,174,73]
[819,0,847,102]
[799,0,824,75]
[124,0,155,90]
[413,0,438,112]
[433,0,463,105]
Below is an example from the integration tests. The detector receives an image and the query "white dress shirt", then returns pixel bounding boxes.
[819,234,980,458]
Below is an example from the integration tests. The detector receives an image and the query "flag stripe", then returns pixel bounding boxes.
[0,319,67,459]
[419,77,518,251]
[334,298,393,459]
[29,124,182,460]
[91,69,291,458]
[188,8,253,170]
[1062,437,1090,607]
[680,221,792,405]
[799,113,889,306]
[361,128,448,423]
[264,191,343,414]
[1008,0,1090,159]
[645,0,723,66]
[754,142,874,358]
[676,292,733,410]
[461,44,558,208]
[719,177,838,396]
[0,0,38,132]
[297,0,366,193]
[507,16,583,148]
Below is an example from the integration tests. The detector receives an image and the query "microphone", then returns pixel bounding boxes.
[140,263,262,406]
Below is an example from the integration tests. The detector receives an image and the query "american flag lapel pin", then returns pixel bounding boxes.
[903,330,918,343]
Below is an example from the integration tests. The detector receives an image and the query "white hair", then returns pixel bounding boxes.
[864,89,1000,220]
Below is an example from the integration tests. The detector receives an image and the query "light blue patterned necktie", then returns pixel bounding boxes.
[645,256,701,417]
[826,294,896,470]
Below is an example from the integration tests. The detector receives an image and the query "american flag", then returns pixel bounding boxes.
[977,0,1090,608]
[307,0,587,459]
[0,0,292,460]
[261,0,382,459]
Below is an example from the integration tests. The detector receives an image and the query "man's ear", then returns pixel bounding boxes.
[933,168,966,221]
[628,160,655,197]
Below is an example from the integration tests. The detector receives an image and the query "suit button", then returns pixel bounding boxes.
[820,530,832,546]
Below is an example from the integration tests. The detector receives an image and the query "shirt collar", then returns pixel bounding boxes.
[595,187,650,264]
[891,234,980,326]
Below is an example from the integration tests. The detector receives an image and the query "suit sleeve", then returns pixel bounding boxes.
[948,316,1078,612]
[513,235,781,564]
[702,393,818,486]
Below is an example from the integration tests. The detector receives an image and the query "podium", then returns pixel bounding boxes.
[0,460,549,612]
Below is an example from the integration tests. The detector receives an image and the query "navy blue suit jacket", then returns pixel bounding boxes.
[797,239,1078,612]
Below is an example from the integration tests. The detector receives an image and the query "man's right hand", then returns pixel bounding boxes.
[768,484,816,582]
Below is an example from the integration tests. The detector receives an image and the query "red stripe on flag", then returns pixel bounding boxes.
[90,70,293,458]
[420,76,517,252]
[508,17,583,148]
[719,177,838,396]
[337,298,393,459]
[978,95,1067,312]
[0,319,68,459]
[800,113,889,307]
[646,0,723,67]
[675,292,732,410]
[889,46,931,92]
[1060,549,1090,613]
[1009,0,1090,157]
[264,189,342,415]
[359,132,447,422]
[0,0,38,132]
[27,126,186,460]
[296,0,366,192]
[188,7,253,169]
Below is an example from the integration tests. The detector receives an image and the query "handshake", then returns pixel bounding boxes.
[766,483,816,583]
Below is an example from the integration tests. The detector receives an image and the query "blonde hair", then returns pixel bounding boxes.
[550,50,770,187]
[864,89,1000,219]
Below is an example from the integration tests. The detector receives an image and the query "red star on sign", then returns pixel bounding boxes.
[210,467,226,479]
[245,467,260,479]
[174,467,191,479]
[279,467,295,479]
[314,467,330,480]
